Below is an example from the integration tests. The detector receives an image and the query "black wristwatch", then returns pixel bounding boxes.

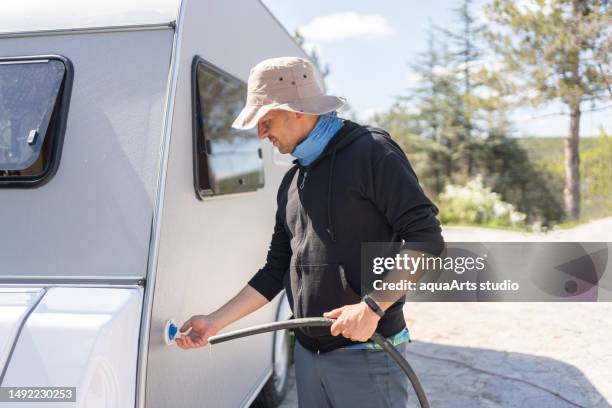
[362,294,385,318]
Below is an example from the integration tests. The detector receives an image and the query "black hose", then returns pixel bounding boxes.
[368,332,430,408]
[208,317,430,408]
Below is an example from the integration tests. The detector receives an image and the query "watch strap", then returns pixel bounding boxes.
[362,294,385,318]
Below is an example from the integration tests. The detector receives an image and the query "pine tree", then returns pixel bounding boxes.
[396,26,460,193]
[483,0,612,220]
[436,0,486,176]
[402,21,485,189]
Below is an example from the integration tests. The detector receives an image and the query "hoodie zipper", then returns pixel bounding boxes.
[293,123,364,323]
[296,263,304,318]
[296,167,308,319]
[299,170,308,189]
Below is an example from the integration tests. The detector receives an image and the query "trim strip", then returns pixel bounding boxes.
[134,2,184,408]
[241,368,273,408]
[0,22,175,39]
[0,276,145,286]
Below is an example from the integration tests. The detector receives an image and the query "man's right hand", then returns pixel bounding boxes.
[175,315,220,350]
[174,285,270,350]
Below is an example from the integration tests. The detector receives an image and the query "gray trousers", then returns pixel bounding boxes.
[293,339,410,408]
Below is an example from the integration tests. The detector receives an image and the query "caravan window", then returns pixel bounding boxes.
[192,56,264,198]
[0,56,72,187]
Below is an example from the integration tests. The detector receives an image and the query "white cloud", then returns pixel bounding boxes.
[475,4,492,24]
[476,56,505,72]
[473,87,500,99]
[515,0,553,15]
[501,88,541,106]
[408,57,504,85]
[298,12,394,42]
[301,42,322,56]
[455,58,505,73]
[403,105,421,115]
[405,72,423,86]
[355,107,383,122]
[432,65,453,77]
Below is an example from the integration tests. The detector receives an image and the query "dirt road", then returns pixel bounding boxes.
[278,221,612,407]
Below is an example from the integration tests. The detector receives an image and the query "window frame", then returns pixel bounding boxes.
[0,54,74,188]
[191,55,264,200]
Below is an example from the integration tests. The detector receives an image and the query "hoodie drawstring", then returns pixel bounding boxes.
[326,149,337,242]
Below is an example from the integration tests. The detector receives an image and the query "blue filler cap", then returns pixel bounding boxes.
[168,323,178,340]
[164,319,181,345]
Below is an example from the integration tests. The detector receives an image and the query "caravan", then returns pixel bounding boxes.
[0,0,307,406]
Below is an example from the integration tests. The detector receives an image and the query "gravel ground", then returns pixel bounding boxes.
[277,220,612,407]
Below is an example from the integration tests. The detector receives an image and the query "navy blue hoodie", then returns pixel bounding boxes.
[248,119,443,353]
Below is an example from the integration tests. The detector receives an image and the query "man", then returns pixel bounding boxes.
[177,57,443,407]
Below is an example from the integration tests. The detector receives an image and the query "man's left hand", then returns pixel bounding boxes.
[323,302,381,342]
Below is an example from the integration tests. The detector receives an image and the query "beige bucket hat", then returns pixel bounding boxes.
[231,56,346,130]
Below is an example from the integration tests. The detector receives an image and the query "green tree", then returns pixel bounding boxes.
[474,130,564,225]
[432,1,516,175]
[436,0,486,176]
[371,102,440,197]
[400,25,472,192]
[483,0,612,220]
[387,14,565,225]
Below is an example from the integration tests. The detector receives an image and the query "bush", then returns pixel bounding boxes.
[580,129,612,220]
[437,175,527,227]
[475,131,564,226]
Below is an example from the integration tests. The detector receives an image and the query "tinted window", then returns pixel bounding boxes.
[192,56,264,198]
[0,56,71,186]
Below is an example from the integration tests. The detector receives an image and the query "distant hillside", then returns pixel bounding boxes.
[517,135,612,222]
[517,137,600,163]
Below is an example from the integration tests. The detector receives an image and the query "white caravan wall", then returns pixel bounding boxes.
[146,0,308,407]
[0,29,173,278]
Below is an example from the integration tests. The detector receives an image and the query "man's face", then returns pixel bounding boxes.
[257,109,314,154]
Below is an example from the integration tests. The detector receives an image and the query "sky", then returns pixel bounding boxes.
[261,0,610,137]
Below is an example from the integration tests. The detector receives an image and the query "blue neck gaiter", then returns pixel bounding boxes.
[292,111,344,166]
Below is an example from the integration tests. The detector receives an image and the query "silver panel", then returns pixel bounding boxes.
[0,29,173,279]
[143,0,309,407]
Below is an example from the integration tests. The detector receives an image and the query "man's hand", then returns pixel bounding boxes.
[323,302,381,342]
[175,285,270,350]
[175,315,220,350]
